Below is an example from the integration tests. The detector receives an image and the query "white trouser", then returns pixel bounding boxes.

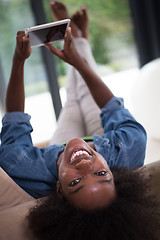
[50,38,104,145]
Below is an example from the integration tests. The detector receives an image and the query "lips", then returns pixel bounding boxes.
[69,148,91,164]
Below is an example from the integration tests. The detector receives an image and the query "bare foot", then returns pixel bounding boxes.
[50,1,82,38]
[71,6,89,39]
[50,1,69,20]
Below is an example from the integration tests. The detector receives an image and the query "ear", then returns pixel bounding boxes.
[56,180,63,198]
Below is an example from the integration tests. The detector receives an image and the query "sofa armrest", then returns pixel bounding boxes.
[0,167,33,211]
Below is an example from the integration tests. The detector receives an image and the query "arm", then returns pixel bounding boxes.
[45,27,113,108]
[0,31,65,198]
[99,98,147,168]
[5,31,31,112]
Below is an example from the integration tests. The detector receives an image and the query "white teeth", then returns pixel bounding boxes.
[70,150,90,163]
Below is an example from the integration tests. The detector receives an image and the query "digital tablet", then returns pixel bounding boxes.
[25,19,70,48]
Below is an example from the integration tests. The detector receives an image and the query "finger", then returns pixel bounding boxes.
[65,27,72,48]
[16,31,25,49]
[22,36,30,51]
[45,43,63,59]
[16,31,25,42]
[17,31,25,37]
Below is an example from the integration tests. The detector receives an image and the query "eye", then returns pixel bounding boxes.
[69,178,81,187]
[95,171,108,176]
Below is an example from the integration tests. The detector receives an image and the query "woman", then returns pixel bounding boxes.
[0,2,159,240]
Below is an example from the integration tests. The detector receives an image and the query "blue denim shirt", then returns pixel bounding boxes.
[0,97,147,198]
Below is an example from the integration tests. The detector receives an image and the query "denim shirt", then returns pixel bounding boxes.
[0,97,147,198]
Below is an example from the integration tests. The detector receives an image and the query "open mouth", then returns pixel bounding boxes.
[69,149,91,164]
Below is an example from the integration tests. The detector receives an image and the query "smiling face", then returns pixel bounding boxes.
[57,138,116,210]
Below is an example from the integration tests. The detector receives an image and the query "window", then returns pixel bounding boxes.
[0,0,57,145]
[0,0,138,145]
[43,0,138,77]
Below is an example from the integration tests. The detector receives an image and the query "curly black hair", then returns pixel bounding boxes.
[27,167,160,240]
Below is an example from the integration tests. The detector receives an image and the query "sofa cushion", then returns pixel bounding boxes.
[0,200,35,240]
[0,167,33,211]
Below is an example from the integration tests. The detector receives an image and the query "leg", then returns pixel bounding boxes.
[72,7,104,136]
[49,1,87,145]
[71,6,89,40]
[49,66,86,145]
[50,1,82,38]
[49,2,103,143]
[74,38,104,136]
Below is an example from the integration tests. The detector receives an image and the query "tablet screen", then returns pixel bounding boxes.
[28,23,68,47]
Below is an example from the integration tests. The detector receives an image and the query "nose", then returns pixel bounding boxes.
[76,159,92,172]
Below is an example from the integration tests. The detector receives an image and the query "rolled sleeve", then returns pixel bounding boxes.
[94,97,147,168]
[1,112,33,146]
[0,112,65,198]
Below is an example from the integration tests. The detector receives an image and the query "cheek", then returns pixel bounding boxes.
[97,154,108,166]
[58,165,67,180]
[58,165,73,185]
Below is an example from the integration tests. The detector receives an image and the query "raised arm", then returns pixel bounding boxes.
[45,28,113,109]
[5,31,31,112]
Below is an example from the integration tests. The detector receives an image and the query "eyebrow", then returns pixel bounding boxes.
[69,179,112,194]
[98,179,112,183]
[69,185,85,194]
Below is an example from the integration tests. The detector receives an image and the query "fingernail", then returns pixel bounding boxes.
[23,36,27,41]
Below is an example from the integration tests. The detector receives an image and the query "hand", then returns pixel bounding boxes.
[13,31,31,62]
[45,27,85,68]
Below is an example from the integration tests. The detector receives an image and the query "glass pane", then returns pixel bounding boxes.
[0,0,56,145]
[42,0,139,117]
[43,0,138,79]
